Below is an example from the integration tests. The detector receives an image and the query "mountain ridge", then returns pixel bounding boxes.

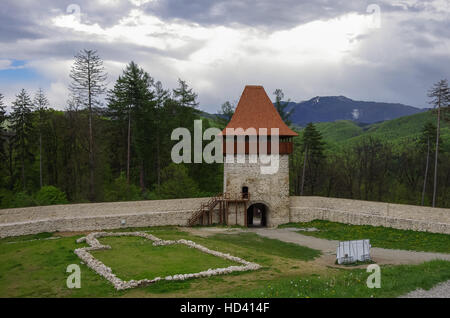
[286,95,425,125]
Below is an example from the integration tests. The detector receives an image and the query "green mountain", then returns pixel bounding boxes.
[202,107,450,153]
[287,96,424,125]
[312,110,450,152]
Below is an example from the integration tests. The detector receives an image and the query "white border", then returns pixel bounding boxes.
[75,232,261,290]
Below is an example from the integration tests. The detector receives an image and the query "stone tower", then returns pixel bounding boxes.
[222,85,298,227]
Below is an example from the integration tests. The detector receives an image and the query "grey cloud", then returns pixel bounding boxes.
[0,0,136,43]
[0,0,449,112]
[144,0,368,29]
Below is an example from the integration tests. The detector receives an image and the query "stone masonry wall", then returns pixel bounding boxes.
[0,198,207,238]
[290,196,450,234]
[1,196,449,238]
[223,154,290,227]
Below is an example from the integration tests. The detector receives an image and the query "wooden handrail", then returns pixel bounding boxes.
[188,192,251,226]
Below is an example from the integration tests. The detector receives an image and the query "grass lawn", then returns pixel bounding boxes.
[91,236,240,281]
[225,260,450,298]
[280,220,450,253]
[0,226,449,298]
[209,232,321,261]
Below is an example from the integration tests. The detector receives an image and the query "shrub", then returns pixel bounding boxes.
[35,186,69,206]
[156,163,200,199]
[104,173,142,202]
[12,192,37,208]
[0,189,15,209]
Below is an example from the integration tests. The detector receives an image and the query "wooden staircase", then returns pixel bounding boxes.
[187,193,250,226]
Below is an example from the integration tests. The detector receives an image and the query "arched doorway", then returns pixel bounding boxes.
[247,203,268,227]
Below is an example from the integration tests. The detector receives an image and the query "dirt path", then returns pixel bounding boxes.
[399,280,450,298]
[182,226,450,267]
[183,226,450,296]
[181,227,247,238]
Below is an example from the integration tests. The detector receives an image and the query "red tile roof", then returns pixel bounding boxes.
[221,85,298,136]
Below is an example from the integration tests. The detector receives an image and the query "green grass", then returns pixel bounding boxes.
[0,228,321,297]
[0,234,122,298]
[209,233,321,262]
[224,260,450,298]
[0,226,449,298]
[91,236,239,281]
[280,220,450,253]
[0,232,54,243]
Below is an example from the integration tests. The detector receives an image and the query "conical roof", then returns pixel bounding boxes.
[221,85,298,136]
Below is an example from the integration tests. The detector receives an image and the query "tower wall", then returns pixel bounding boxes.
[223,154,290,227]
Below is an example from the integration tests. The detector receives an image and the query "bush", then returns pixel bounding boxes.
[143,190,161,201]
[104,173,142,202]
[156,163,200,199]
[35,186,69,206]
[0,189,15,209]
[12,192,37,208]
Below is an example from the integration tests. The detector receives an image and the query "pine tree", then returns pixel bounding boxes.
[0,93,6,129]
[173,79,199,109]
[428,79,450,207]
[69,49,107,201]
[419,122,438,205]
[273,89,292,126]
[107,61,154,185]
[33,88,49,189]
[10,89,34,190]
[154,81,170,186]
[219,101,235,126]
[0,93,7,171]
[300,123,325,195]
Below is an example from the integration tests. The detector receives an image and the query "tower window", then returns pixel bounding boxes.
[242,186,249,199]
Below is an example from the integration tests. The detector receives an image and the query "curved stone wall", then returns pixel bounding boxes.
[1,196,449,238]
[290,196,450,234]
[0,198,206,238]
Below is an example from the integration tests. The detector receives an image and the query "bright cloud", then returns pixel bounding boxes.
[0,0,449,112]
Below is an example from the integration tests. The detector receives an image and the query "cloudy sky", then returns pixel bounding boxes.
[0,0,449,113]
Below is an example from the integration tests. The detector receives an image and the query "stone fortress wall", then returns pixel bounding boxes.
[0,198,207,238]
[290,196,450,234]
[0,196,449,238]
[223,154,290,227]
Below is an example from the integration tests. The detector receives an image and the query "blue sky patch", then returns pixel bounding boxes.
[0,60,40,83]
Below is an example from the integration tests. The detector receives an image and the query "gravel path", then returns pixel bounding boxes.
[251,228,450,297]
[250,228,450,265]
[183,226,450,297]
[399,280,450,298]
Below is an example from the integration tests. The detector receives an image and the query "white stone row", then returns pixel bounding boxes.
[74,231,261,290]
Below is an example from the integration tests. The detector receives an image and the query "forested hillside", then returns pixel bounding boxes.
[0,54,223,209]
[315,111,450,152]
[291,108,450,208]
[1,50,449,210]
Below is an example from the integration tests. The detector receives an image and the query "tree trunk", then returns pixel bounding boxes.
[21,142,26,191]
[140,160,145,193]
[300,145,308,196]
[88,65,95,202]
[433,100,441,207]
[8,140,13,190]
[127,108,131,184]
[156,131,161,186]
[421,137,430,206]
[39,133,43,189]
